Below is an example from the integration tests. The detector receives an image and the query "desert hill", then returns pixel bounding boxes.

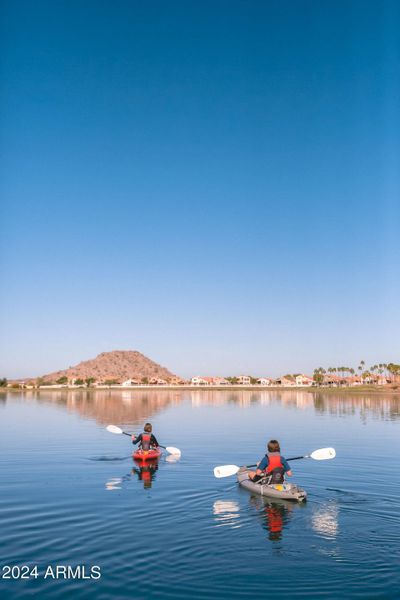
[40,350,177,382]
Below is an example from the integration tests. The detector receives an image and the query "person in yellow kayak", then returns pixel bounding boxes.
[248,439,292,484]
[131,422,159,450]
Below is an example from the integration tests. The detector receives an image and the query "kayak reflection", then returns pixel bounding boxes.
[249,495,304,542]
[105,451,175,490]
[132,459,159,489]
[104,463,158,490]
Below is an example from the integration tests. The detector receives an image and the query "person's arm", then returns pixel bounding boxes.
[281,456,292,476]
[256,455,268,475]
[151,434,159,447]
[132,433,142,445]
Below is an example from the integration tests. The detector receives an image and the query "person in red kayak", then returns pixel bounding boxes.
[131,423,159,450]
[248,439,292,484]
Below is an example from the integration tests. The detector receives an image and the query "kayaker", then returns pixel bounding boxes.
[248,439,292,484]
[132,422,159,450]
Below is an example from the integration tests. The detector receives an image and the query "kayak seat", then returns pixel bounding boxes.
[257,474,272,485]
[258,470,285,486]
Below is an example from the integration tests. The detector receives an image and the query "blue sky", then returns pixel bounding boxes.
[1,0,399,379]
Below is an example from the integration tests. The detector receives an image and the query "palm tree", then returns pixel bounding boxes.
[313,368,324,386]
[387,363,400,382]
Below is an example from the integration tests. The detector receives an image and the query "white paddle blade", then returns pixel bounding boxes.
[106,425,123,435]
[310,447,336,460]
[166,446,181,457]
[213,464,240,478]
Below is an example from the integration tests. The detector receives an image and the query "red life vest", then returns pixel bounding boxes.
[266,453,283,473]
[141,433,152,450]
[265,452,285,483]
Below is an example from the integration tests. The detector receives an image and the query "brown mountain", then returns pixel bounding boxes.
[40,350,178,382]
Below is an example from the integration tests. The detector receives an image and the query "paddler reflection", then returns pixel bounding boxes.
[263,502,289,541]
[104,461,159,490]
[132,460,159,489]
[249,495,296,541]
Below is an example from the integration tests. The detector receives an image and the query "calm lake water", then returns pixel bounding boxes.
[1,389,400,599]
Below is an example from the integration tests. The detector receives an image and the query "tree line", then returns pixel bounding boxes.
[313,362,400,384]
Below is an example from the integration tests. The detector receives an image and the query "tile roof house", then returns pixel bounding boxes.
[191,376,231,385]
[149,377,168,385]
[212,377,230,385]
[169,377,186,385]
[257,378,272,386]
[121,379,140,386]
[275,376,296,387]
[322,374,343,386]
[343,376,362,386]
[295,374,314,386]
[191,376,210,385]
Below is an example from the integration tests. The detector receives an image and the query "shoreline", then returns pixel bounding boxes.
[3,384,400,395]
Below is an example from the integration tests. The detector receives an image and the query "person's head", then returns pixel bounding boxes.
[267,439,280,453]
[144,422,152,433]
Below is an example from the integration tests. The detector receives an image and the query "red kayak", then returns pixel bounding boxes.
[133,447,162,462]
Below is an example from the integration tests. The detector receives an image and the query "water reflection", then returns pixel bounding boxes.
[311,503,339,539]
[105,477,122,491]
[311,392,400,421]
[213,494,307,542]
[1,389,399,423]
[249,495,298,542]
[2,387,400,600]
[4,389,182,426]
[90,455,130,462]
[104,471,133,490]
[165,454,181,463]
[104,460,159,490]
[132,461,159,489]
[213,500,241,529]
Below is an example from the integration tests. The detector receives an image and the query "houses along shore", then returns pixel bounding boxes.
[2,369,399,390]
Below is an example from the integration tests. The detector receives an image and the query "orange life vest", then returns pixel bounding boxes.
[265,452,285,483]
[266,453,283,473]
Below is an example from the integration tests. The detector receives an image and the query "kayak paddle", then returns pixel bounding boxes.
[213,447,336,478]
[106,425,181,457]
